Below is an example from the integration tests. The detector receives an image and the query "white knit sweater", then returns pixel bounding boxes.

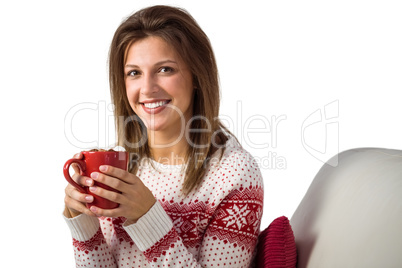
[64,138,264,267]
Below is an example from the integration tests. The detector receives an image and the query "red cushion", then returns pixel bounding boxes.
[255,216,297,268]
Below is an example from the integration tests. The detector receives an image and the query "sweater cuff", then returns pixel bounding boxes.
[63,213,100,241]
[123,201,173,251]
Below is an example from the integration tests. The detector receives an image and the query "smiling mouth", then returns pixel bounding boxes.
[140,100,171,109]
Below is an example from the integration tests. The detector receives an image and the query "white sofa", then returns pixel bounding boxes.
[291,148,402,268]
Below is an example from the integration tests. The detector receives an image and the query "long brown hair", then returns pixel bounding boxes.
[109,5,234,194]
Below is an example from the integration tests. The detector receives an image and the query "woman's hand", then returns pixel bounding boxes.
[88,165,156,224]
[64,152,97,218]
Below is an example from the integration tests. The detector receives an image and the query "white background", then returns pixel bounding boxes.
[0,0,401,266]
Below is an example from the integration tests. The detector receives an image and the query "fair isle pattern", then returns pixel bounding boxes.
[160,200,209,249]
[112,217,134,245]
[73,228,117,267]
[66,138,264,267]
[158,186,264,252]
[143,228,180,262]
[73,228,104,252]
[209,186,264,249]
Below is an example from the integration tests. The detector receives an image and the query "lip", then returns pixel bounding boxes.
[140,99,171,104]
[140,99,171,115]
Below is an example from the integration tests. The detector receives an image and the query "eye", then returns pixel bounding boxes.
[126,70,140,77]
[159,66,174,73]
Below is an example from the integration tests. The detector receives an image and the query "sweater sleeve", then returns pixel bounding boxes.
[64,213,117,267]
[124,161,264,267]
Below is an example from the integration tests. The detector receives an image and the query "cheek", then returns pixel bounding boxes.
[125,83,139,108]
[166,76,193,101]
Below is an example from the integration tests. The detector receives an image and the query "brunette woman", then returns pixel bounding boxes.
[64,5,264,267]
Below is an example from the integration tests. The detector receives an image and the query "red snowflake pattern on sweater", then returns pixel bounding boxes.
[208,186,263,249]
[160,201,209,249]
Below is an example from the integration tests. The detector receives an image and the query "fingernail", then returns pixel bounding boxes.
[90,206,97,213]
[85,179,93,186]
[89,186,97,192]
[91,172,98,179]
[85,195,94,202]
[99,165,107,172]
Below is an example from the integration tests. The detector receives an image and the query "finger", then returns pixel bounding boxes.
[73,152,83,159]
[89,185,124,204]
[65,196,96,217]
[98,165,135,184]
[89,205,122,218]
[65,184,94,204]
[72,164,80,174]
[64,188,96,217]
[90,171,127,192]
[71,172,94,186]
[72,152,83,173]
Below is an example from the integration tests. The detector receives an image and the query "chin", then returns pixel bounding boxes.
[143,120,169,132]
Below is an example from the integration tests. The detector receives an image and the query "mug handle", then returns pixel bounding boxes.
[63,158,86,194]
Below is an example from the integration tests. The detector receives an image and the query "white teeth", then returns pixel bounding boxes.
[143,101,168,108]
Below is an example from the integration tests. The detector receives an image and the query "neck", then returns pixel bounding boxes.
[147,130,190,165]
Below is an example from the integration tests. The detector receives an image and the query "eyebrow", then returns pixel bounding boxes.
[124,60,178,69]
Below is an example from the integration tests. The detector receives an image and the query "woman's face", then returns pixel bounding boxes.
[124,36,194,135]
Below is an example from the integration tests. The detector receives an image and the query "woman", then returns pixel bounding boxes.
[64,5,264,267]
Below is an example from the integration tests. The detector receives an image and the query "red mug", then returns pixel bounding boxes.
[63,150,128,209]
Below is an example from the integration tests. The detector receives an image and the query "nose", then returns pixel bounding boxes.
[140,72,159,95]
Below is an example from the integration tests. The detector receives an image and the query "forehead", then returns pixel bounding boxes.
[125,36,181,64]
